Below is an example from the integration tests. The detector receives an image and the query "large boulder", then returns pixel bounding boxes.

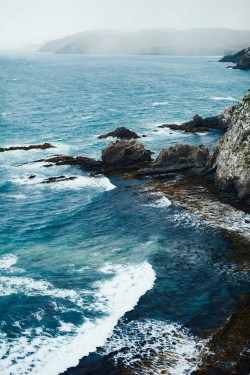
[98,126,140,140]
[102,140,151,166]
[208,91,250,199]
[154,144,209,170]
[136,144,209,177]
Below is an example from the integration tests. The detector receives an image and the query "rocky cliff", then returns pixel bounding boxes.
[208,91,250,199]
[220,47,250,70]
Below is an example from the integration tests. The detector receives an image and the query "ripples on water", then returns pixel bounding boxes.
[0,54,249,374]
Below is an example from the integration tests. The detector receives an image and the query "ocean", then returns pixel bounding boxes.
[0,53,249,375]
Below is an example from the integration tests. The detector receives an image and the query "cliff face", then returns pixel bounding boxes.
[208,91,250,200]
[220,47,250,70]
[234,47,250,70]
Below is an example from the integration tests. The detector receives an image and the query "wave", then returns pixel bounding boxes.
[0,262,155,375]
[100,319,207,374]
[0,112,12,117]
[0,275,85,307]
[12,174,116,192]
[5,194,27,199]
[210,96,238,102]
[145,192,172,208]
[153,101,169,107]
[0,254,25,274]
[0,254,18,270]
[49,175,116,192]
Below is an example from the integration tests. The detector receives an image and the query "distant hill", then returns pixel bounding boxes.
[39,28,250,55]
[23,42,47,52]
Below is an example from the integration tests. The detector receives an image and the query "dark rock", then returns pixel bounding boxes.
[44,155,103,171]
[102,140,152,168]
[98,126,140,140]
[220,47,250,70]
[29,175,36,179]
[159,107,234,133]
[41,176,77,184]
[137,144,209,177]
[0,143,54,152]
[219,48,246,63]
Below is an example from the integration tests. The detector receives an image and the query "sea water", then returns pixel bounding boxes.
[0,53,249,374]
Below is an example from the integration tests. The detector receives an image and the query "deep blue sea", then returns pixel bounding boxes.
[0,53,250,375]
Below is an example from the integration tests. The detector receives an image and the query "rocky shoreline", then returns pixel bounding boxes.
[33,90,249,201]
[1,91,249,374]
[2,91,249,201]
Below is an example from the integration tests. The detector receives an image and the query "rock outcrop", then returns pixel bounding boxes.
[208,91,250,199]
[41,176,77,184]
[159,107,234,133]
[98,126,140,140]
[0,143,54,152]
[220,47,250,70]
[41,141,152,175]
[102,140,152,172]
[137,144,209,176]
[43,155,103,171]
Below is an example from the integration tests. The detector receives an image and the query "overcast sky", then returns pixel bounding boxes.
[1,0,250,48]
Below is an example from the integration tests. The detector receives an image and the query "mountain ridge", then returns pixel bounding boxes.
[39,28,250,55]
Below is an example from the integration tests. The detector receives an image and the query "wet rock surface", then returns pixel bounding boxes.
[43,155,103,171]
[101,140,152,173]
[41,175,77,184]
[159,107,233,133]
[0,142,54,152]
[98,126,140,140]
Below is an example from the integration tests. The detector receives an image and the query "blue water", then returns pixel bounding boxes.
[0,53,249,375]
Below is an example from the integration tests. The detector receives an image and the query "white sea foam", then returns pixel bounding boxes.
[153,101,169,107]
[145,192,172,208]
[0,254,18,270]
[81,115,93,121]
[0,254,25,275]
[0,275,85,307]
[100,319,207,375]
[6,194,27,199]
[0,262,155,375]
[0,112,12,117]
[12,174,116,192]
[172,196,250,240]
[210,96,238,102]
[48,175,116,192]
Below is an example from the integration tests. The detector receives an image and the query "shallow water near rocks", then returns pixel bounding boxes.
[0,53,250,374]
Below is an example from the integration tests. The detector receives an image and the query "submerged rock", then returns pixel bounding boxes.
[98,126,140,140]
[159,107,234,133]
[0,143,54,152]
[208,91,250,200]
[41,175,77,184]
